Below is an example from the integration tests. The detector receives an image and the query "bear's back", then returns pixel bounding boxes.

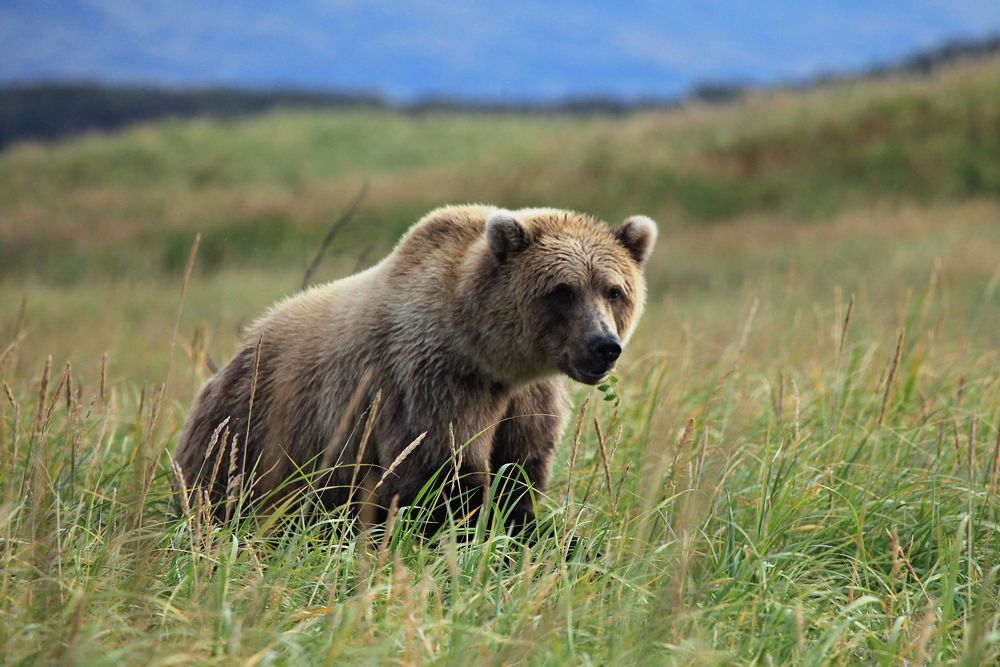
[387,204,494,278]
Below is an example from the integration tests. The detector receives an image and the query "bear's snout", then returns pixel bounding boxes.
[587,334,622,366]
[565,333,622,384]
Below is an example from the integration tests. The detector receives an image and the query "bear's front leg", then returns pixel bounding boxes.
[490,379,571,535]
[374,438,492,538]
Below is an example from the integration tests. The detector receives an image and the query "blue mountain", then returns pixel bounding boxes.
[2,1,999,101]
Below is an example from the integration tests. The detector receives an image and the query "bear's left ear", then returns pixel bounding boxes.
[614,215,658,265]
[486,210,529,263]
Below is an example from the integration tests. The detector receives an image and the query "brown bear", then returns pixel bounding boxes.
[172,205,657,533]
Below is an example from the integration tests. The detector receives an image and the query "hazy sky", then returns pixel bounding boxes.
[2,1,999,100]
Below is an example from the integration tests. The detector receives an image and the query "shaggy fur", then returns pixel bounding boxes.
[173,205,657,530]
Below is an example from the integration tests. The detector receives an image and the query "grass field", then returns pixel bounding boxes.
[1,59,1000,665]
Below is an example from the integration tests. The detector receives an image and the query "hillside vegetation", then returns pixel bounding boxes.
[2,57,999,282]
[0,59,999,664]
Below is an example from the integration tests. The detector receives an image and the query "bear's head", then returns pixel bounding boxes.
[477,208,657,385]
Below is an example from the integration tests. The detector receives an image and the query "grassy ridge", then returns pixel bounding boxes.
[2,58,999,282]
[1,59,999,664]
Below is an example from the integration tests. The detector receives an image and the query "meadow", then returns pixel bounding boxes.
[1,58,999,665]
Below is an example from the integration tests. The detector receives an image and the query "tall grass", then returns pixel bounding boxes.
[1,239,997,664]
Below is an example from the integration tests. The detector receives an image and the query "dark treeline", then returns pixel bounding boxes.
[868,33,1000,77]
[800,33,1000,87]
[1,34,998,150]
[0,85,385,149]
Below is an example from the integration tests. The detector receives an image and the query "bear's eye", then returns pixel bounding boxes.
[607,287,624,303]
[549,283,576,305]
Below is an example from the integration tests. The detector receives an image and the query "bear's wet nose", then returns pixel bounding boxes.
[588,335,622,365]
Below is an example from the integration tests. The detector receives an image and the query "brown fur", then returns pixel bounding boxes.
[173,205,657,530]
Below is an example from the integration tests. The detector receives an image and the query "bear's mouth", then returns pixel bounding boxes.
[568,361,613,385]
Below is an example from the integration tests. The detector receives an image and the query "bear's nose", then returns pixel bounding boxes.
[588,334,622,365]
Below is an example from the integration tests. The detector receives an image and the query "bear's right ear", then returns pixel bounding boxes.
[614,215,658,265]
[486,211,529,263]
